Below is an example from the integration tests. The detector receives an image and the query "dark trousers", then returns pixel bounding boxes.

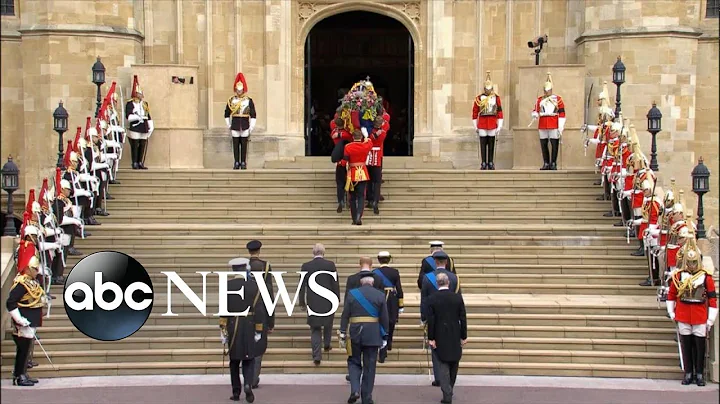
[60,224,75,248]
[232,137,249,164]
[229,358,255,398]
[311,325,333,361]
[349,182,367,222]
[335,165,347,204]
[12,335,31,377]
[367,166,382,205]
[621,197,631,223]
[348,342,379,404]
[253,355,262,385]
[431,349,441,383]
[379,321,396,362]
[438,359,460,401]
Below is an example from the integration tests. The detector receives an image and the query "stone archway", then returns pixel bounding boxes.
[291,1,425,153]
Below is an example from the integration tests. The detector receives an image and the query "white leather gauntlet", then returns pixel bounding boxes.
[666,300,676,320]
[225,117,231,128]
[9,309,30,326]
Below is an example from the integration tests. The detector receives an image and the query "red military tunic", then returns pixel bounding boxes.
[331,127,352,167]
[472,94,503,130]
[666,220,693,268]
[367,120,389,167]
[637,196,661,240]
[593,123,611,160]
[668,272,717,325]
[632,170,655,209]
[602,137,619,175]
[534,95,566,130]
[343,139,373,191]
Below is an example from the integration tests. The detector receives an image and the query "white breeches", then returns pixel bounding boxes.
[61,215,82,227]
[231,129,250,138]
[478,129,498,138]
[59,233,72,246]
[678,322,707,337]
[128,130,150,140]
[539,129,560,140]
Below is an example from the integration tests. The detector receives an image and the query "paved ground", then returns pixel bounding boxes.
[2,375,718,404]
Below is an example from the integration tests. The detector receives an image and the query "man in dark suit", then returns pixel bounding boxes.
[420,250,461,387]
[427,272,468,404]
[340,267,390,404]
[372,251,404,363]
[298,243,341,365]
[416,240,457,289]
[220,257,268,403]
[246,239,274,389]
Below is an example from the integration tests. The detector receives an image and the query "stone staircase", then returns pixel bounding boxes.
[1,164,682,379]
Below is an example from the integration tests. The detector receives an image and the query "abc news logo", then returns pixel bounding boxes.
[64,251,339,341]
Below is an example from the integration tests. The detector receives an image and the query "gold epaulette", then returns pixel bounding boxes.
[142,101,150,114]
[12,274,45,309]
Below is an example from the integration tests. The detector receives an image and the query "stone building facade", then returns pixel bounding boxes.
[1,0,718,226]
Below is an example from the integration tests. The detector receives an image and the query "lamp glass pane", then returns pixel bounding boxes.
[700,177,707,190]
[2,175,8,188]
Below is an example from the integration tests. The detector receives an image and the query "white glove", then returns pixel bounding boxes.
[221,330,228,345]
[254,333,261,342]
[531,111,539,119]
[649,228,660,236]
[147,120,154,137]
[339,334,347,350]
[398,308,404,314]
[472,119,477,130]
[632,219,643,225]
[249,118,257,134]
[225,117,231,129]
[381,340,387,349]
[708,307,718,327]
[128,114,142,123]
[666,300,675,320]
[588,138,600,145]
[622,190,632,198]
[558,118,566,134]
[361,127,369,138]
[580,124,587,132]
[496,119,503,130]
[621,168,627,177]
[9,309,30,327]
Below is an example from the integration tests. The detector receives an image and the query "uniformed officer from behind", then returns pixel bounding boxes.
[220,257,268,403]
[372,251,404,363]
[417,241,457,289]
[246,240,274,389]
[340,269,390,404]
[420,250,461,387]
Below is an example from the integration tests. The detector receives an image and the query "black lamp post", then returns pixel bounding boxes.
[691,157,710,239]
[53,100,69,169]
[1,156,20,236]
[647,102,662,171]
[92,56,106,117]
[612,56,626,118]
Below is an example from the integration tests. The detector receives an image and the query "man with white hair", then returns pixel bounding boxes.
[417,241,456,289]
[299,243,340,365]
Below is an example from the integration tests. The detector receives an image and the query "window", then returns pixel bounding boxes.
[0,0,14,16]
[708,0,720,18]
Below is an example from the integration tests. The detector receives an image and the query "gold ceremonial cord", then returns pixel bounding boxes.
[228,95,250,117]
[672,271,706,297]
[13,274,45,309]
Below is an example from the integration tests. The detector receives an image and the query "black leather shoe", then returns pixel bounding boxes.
[356,219,362,226]
[432,381,440,387]
[603,211,614,217]
[109,180,120,185]
[596,195,607,201]
[631,249,645,257]
[639,278,659,287]
[233,162,240,170]
[132,163,139,169]
[337,204,343,213]
[480,162,487,170]
[95,209,110,216]
[13,375,34,386]
[68,247,83,256]
[251,380,259,389]
[488,162,495,170]
[324,346,332,352]
[27,361,38,368]
[106,194,115,200]
[240,162,247,170]
[696,374,705,386]
[593,180,601,186]
[682,372,694,385]
[550,162,557,170]
[347,393,360,403]
[229,395,239,401]
[24,374,38,383]
[245,389,255,403]
[540,163,550,170]
[373,204,379,215]
[379,195,385,201]
[345,374,351,382]
[613,221,625,227]
[314,360,321,365]
[86,217,101,225]
[138,163,148,170]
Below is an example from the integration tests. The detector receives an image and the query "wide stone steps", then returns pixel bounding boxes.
[108,183,601,192]
[107,200,614,209]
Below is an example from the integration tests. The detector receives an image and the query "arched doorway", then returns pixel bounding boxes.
[304,11,414,157]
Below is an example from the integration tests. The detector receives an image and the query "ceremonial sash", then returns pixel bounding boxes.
[349,288,386,337]
[424,256,436,271]
[425,272,438,290]
[373,268,394,289]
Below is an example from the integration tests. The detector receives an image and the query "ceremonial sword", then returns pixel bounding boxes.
[33,332,58,372]
[583,83,594,156]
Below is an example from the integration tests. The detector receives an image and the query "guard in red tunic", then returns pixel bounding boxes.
[584,81,615,170]
[472,72,503,170]
[626,148,655,253]
[614,122,635,227]
[531,73,565,170]
[330,118,353,213]
[600,121,622,215]
[366,113,389,214]
[666,229,718,386]
[343,130,374,225]
[631,179,662,286]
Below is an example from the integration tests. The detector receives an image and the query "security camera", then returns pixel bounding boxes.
[527,35,548,48]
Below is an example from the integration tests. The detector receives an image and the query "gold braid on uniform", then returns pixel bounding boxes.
[227,95,250,117]
[476,94,494,114]
[672,270,705,298]
[12,274,45,309]
[142,101,150,115]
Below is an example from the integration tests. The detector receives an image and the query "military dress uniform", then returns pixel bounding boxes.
[531,73,566,170]
[224,73,257,170]
[416,241,457,289]
[666,233,718,386]
[372,251,404,363]
[366,113,389,214]
[472,72,504,170]
[340,272,390,404]
[37,178,67,284]
[330,121,353,212]
[343,136,374,225]
[246,240,273,388]
[125,75,154,169]
[585,82,615,170]
[632,180,663,286]
[220,257,267,402]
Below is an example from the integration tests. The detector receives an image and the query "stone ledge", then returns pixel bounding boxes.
[575,27,704,44]
[18,24,144,42]
[0,29,20,40]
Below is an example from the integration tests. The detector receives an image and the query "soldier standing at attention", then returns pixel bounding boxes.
[125,75,154,169]
[246,240,274,389]
[224,73,257,170]
[340,270,390,404]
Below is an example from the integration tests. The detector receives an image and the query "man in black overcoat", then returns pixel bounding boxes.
[246,239,274,388]
[427,272,468,404]
[220,257,268,403]
[298,243,341,364]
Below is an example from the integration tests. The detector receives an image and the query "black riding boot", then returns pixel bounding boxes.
[681,334,695,385]
[694,335,706,386]
[232,137,241,169]
[631,239,645,257]
[549,138,559,170]
[539,139,550,170]
[240,137,249,169]
[487,136,496,170]
[138,139,148,169]
[479,137,488,170]
[129,139,139,169]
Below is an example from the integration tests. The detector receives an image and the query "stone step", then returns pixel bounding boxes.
[2,347,679,367]
[71,223,629,237]
[38,313,674,329]
[0,360,682,379]
[1,335,676,353]
[72,244,636,256]
[106,200,614,209]
[264,157,456,169]
[101,206,613,215]
[73,234,635,247]
[108,183,601,192]
[94,214,616,225]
